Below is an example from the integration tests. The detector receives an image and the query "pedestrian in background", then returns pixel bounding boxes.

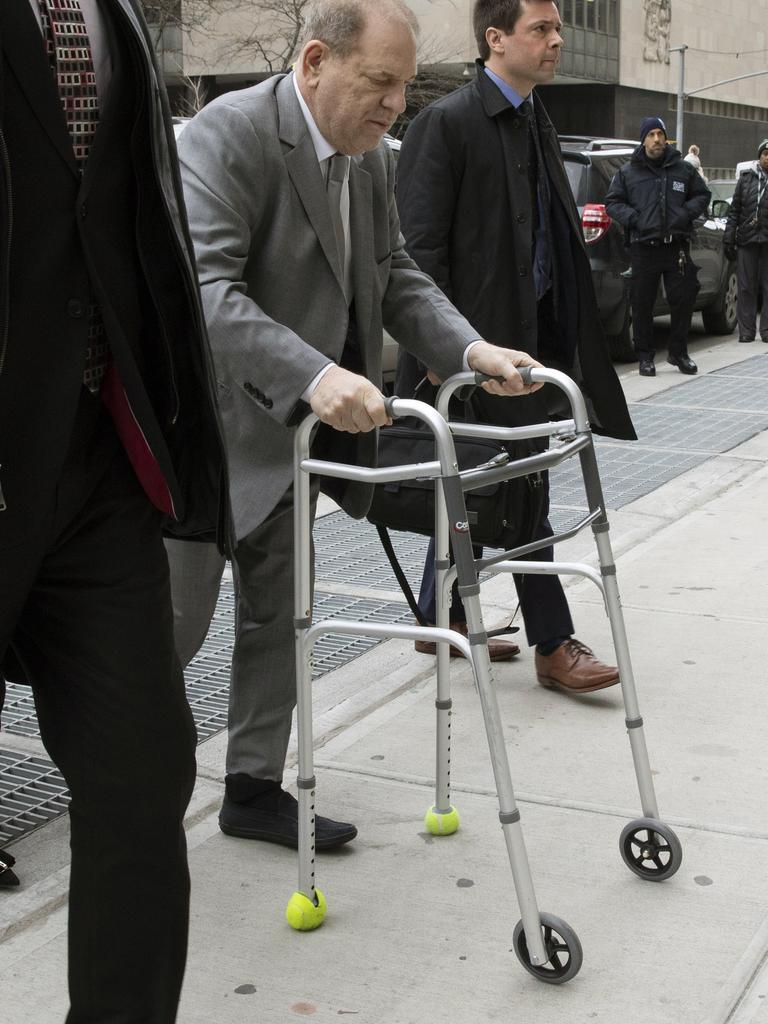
[605,116,711,376]
[684,143,707,181]
[724,139,768,343]
[0,1,225,1019]
[395,0,636,693]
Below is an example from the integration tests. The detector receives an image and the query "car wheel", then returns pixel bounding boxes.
[702,263,738,335]
[606,301,636,361]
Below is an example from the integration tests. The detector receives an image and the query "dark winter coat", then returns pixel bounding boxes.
[0,0,226,552]
[395,61,635,441]
[605,144,711,245]
[724,164,768,249]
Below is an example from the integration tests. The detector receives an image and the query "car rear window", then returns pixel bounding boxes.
[563,159,587,204]
[562,152,629,208]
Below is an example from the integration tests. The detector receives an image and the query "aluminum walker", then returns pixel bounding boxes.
[284,366,682,985]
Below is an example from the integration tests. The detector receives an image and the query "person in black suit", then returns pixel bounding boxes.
[395,0,636,693]
[0,1,224,1020]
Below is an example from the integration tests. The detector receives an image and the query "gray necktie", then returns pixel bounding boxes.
[326,153,350,273]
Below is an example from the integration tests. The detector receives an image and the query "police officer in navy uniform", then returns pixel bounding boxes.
[605,116,711,376]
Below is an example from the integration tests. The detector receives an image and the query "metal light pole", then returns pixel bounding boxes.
[669,44,687,150]
[670,44,768,154]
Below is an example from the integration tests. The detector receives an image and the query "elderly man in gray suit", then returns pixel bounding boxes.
[168,0,542,849]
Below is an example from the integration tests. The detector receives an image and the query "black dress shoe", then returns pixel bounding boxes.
[0,849,19,888]
[638,359,656,377]
[738,337,755,343]
[219,790,357,850]
[667,354,697,374]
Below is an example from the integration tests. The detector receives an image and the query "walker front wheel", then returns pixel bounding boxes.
[512,913,583,984]
[620,818,682,882]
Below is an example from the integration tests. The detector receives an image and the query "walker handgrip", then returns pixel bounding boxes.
[384,395,399,419]
[474,367,534,386]
[473,372,504,385]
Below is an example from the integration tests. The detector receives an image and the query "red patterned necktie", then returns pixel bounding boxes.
[38,0,109,393]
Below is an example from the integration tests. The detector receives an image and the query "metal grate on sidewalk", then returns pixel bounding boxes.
[0,750,70,846]
[3,351,768,845]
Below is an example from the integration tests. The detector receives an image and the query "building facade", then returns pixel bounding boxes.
[154,0,768,173]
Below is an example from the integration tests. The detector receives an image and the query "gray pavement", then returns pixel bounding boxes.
[2,326,768,1023]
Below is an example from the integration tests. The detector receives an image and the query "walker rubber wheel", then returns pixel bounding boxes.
[424,805,460,836]
[620,818,682,882]
[285,888,327,931]
[512,913,583,984]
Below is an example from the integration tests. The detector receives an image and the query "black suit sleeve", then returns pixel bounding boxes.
[724,174,744,250]
[604,167,638,230]
[395,106,463,299]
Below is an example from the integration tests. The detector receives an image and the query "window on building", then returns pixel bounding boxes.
[561,0,617,35]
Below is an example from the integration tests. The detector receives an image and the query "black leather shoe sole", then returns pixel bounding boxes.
[219,794,357,850]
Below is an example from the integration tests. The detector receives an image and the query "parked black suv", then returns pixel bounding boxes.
[560,136,737,360]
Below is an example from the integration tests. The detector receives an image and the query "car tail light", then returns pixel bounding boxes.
[582,203,612,244]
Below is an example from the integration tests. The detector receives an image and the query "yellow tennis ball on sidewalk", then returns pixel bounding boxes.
[285,888,327,931]
[424,805,460,836]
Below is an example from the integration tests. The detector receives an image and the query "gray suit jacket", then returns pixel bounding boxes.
[178,73,478,541]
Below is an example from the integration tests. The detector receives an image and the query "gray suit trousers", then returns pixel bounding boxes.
[167,482,318,781]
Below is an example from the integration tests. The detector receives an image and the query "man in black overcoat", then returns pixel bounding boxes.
[0,1,225,1019]
[396,0,636,694]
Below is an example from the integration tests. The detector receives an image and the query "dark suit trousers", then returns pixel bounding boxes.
[417,517,574,647]
[0,394,196,1024]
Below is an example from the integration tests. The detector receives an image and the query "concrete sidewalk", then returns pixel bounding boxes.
[2,333,768,1023]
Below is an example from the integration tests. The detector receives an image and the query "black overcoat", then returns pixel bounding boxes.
[0,0,226,552]
[724,164,768,249]
[396,62,635,440]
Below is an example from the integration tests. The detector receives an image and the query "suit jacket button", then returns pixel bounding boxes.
[67,299,85,318]
[517,213,527,223]
[518,266,528,277]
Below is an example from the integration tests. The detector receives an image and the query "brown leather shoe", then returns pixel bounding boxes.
[535,638,619,694]
[414,621,520,661]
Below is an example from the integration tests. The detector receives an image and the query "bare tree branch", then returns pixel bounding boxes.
[214,0,308,74]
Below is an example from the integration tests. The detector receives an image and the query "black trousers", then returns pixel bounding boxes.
[629,241,700,360]
[0,394,196,1024]
[417,517,574,647]
[736,242,768,341]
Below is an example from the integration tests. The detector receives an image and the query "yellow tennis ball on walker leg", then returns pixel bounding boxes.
[424,805,460,835]
[285,888,327,931]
